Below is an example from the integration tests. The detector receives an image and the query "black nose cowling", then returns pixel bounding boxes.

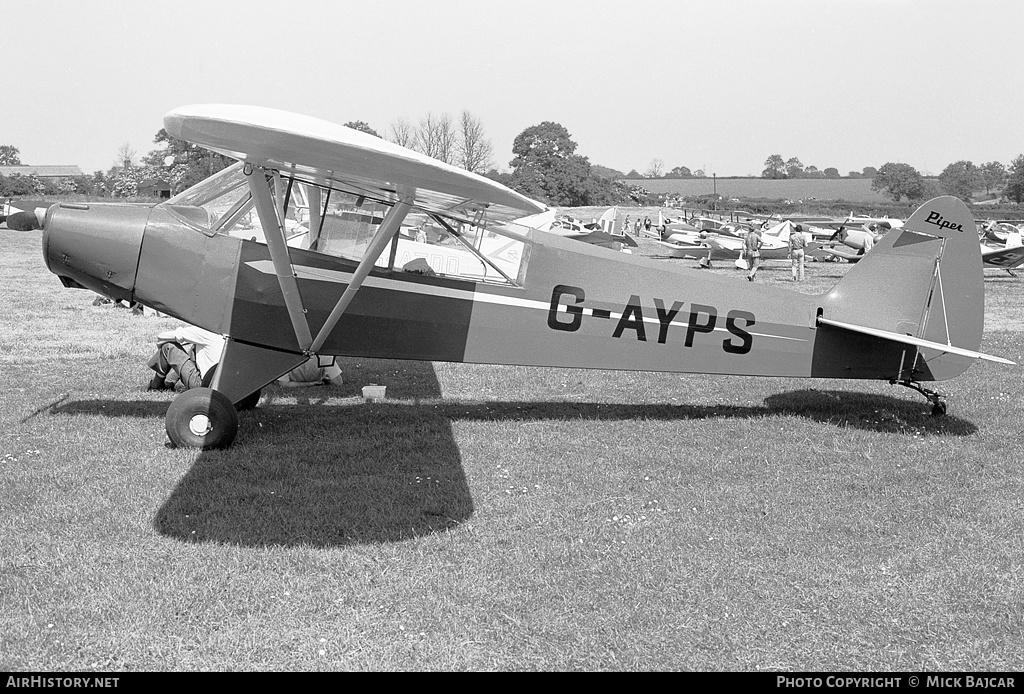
[42,202,151,303]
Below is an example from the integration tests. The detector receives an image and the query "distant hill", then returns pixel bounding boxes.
[622,177,890,204]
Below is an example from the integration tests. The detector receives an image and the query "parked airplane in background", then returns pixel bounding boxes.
[979,220,1023,245]
[30,104,1012,449]
[549,207,635,251]
[980,227,1024,276]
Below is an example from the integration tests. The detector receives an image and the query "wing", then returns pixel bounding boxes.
[164,104,545,227]
[820,247,863,263]
[652,239,711,259]
[981,244,1024,270]
[566,230,639,248]
[704,234,742,251]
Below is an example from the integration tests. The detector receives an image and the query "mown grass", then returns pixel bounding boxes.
[1,225,1022,671]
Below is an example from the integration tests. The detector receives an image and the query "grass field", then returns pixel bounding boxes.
[2,223,1023,671]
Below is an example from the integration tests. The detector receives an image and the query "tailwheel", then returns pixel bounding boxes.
[890,379,947,417]
[166,387,239,449]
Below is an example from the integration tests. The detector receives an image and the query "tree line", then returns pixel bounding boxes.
[634,152,1024,204]
[4,118,1023,206]
[869,159,1024,204]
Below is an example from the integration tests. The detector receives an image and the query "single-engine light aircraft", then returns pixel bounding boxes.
[36,105,1013,449]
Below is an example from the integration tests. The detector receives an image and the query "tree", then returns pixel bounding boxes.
[388,118,415,148]
[762,154,786,179]
[415,112,457,164]
[507,121,626,206]
[116,142,137,171]
[785,157,804,178]
[1003,154,1024,204]
[644,158,664,178]
[665,165,692,178]
[871,162,926,202]
[343,120,380,137]
[456,110,493,174]
[0,174,36,196]
[823,167,840,178]
[978,161,1007,195]
[862,166,878,178]
[511,122,577,164]
[591,164,624,179]
[112,168,143,197]
[938,160,979,201]
[0,145,22,166]
[140,128,234,195]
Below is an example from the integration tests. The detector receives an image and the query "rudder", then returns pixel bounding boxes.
[821,196,984,381]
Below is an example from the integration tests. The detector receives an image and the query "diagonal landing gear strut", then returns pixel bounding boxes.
[890,379,947,416]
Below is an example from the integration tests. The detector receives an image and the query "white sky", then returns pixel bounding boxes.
[3,0,1021,177]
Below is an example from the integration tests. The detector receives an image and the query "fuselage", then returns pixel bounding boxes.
[39,199,932,383]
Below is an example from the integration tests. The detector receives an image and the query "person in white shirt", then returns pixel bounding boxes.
[789,224,807,281]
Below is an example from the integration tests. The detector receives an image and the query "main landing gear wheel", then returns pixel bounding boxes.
[165,387,238,449]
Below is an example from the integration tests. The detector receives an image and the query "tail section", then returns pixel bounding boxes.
[598,206,618,234]
[821,196,996,381]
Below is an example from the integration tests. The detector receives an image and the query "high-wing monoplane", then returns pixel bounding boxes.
[35,105,1013,448]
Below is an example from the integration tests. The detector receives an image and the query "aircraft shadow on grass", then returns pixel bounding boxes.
[48,365,976,549]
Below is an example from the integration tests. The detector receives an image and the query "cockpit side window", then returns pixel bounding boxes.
[160,168,532,286]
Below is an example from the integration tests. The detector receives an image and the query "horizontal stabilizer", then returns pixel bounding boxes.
[818,317,1015,365]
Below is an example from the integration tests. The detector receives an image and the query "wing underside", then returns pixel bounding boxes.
[981,245,1024,270]
[165,104,545,228]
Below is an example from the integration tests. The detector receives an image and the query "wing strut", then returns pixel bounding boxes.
[249,168,314,350]
[309,186,415,352]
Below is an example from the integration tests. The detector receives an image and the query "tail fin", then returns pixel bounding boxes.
[597,206,618,234]
[822,196,990,380]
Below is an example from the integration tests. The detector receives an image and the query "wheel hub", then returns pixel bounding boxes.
[188,414,213,436]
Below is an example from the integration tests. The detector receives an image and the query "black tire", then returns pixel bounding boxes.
[235,388,261,412]
[165,388,239,449]
[931,401,947,417]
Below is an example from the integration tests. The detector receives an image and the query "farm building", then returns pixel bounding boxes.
[136,177,172,198]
